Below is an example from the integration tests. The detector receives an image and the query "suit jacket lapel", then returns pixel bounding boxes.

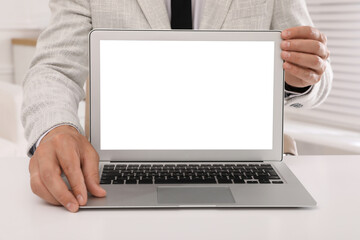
[137,0,171,29]
[199,0,234,29]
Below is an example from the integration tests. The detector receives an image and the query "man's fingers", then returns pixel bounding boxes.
[30,173,60,205]
[281,51,326,74]
[37,148,79,212]
[80,143,106,198]
[29,157,60,205]
[57,145,88,206]
[283,62,320,86]
[281,39,329,59]
[282,26,327,43]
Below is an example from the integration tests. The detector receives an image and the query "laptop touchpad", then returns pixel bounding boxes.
[157,187,235,204]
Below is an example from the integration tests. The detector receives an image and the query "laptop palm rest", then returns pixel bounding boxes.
[157,187,235,205]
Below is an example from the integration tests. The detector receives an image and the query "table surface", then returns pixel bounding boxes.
[1,155,359,240]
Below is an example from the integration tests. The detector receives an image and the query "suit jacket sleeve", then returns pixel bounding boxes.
[21,0,92,157]
[270,0,333,110]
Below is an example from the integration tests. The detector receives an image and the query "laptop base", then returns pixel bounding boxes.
[81,162,316,208]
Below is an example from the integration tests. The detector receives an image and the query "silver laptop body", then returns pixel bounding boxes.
[84,30,316,208]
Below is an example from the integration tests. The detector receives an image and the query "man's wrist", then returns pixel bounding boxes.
[34,124,79,152]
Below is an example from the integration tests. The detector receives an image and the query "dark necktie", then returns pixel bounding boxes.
[171,0,193,29]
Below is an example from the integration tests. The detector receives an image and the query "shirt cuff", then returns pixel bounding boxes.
[285,83,313,100]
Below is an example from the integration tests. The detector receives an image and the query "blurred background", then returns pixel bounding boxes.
[0,0,359,157]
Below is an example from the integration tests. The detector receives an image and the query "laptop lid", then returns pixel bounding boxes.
[89,30,284,162]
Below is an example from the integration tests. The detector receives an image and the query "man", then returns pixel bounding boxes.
[22,0,332,212]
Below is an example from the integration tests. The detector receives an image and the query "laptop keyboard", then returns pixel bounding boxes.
[100,163,283,184]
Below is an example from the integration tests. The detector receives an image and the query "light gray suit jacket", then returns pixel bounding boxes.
[22,0,333,156]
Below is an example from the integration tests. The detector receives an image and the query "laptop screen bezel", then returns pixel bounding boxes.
[89,29,284,162]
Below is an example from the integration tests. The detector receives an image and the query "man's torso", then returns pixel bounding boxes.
[90,0,273,30]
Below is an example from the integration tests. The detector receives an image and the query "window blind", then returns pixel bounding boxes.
[286,0,360,131]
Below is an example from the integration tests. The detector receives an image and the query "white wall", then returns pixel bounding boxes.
[0,0,50,83]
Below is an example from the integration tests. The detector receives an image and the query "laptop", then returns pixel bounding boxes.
[84,29,316,208]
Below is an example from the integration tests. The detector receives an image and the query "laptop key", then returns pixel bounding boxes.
[113,179,124,184]
[115,164,127,169]
[139,179,153,184]
[128,164,139,167]
[203,177,217,183]
[233,178,245,184]
[104,164,115,168]
[155,179,168,184]
[260,164,272,168]
[126,179,137,184]
[268,175,281,179]
[259,179,271,184]
[272,181,284,184]
[100,177,114,182]
[175,177,189,183]
[217,177,232,183]
[100,180,112,184]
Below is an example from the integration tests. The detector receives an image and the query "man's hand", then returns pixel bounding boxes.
[29,125,106,212]
[281,26,330,88]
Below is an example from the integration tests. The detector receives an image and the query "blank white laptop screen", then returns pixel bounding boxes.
[100,40,274,150]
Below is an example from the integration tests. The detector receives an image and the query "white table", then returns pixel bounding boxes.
[1,155,359,240]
